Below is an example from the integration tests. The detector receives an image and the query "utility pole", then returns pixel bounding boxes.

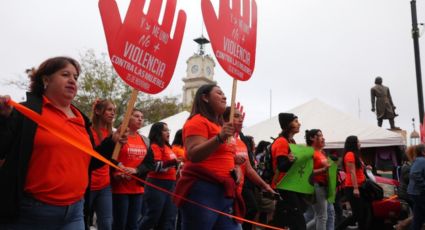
[411,0,425,124]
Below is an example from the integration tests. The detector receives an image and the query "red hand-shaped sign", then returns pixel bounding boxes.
[99,0,186,94]
[202,0,257,81]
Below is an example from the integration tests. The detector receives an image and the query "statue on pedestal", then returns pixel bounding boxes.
[371,76,399,129]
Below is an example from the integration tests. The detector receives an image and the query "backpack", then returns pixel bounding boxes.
[257,141,275,184]
[361,179,384,201]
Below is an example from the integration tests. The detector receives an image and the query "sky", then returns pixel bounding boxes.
[1,0,425,140]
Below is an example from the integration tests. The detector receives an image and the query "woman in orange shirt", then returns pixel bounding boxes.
[305,129,333,230]
[174,84,238,230]
[270,113,305,230]
[0,57,123,229]
[139,122,179,229]
[223,106,275,230]
[111,109,148,230]
[86,99,116,230]
[336,135,371,230]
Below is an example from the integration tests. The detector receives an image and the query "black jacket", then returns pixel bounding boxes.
[0,92,115,223]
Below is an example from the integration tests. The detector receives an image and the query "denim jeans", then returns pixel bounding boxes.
[138,178,177,230]
[305,203,335,230]
[112,193,143,230]
[180,180,241,230]
[311,184,329,230]
[0,195,84,230]
[89,185,112,230]
[411,194,425,230]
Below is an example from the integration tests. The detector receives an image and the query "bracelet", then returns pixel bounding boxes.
[215,134,224,144]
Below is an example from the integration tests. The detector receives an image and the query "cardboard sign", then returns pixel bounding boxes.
[99,0,186,94]
[202,0,257,81]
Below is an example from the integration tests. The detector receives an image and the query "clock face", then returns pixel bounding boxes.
[206,66,212,77]
[191,64,199,75]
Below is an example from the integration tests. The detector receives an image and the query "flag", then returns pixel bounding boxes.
[276,144,314,194]
[327,158,338,203]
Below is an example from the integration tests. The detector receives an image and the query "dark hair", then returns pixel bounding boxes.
[148,122,170,147]
[305,129,321,146]
[255,140,271,155]
[243,135,255,152]
[91,99,114,141]
[343,135,361,169]
[375,76,383,85]
[189,84,223,125]
[223,106,231,122]
[415,144,425,158]
[172,129,183,146]
[28,56,81,96]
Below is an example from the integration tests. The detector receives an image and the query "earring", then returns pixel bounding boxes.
[44,83,48,90]
[205,100,209,103]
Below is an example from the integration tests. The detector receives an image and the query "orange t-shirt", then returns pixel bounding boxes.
[172,145,185,161]
[111,133,147,194]
[343,151,366,187]
[182,114,235,179]
[90,127,111,191]
[313,150,328,184]
[235,138,249,193]
[271,137,289,189]
[147,144,177,181]
[25,97,92,205]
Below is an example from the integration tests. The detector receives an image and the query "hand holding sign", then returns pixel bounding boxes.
[202,0,257,81]
[99,0,186,94]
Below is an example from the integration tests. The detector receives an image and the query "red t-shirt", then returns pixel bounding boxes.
[182,114,235,179]
[271,137,289,189]
[344,151,366,187]
[25,97,92,205]
[111,133,147,194]
[313,150,328,184]
[147,144,177,181]
[90,127,110,190]
[235,138,249,193]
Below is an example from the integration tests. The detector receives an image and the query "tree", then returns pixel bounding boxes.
[75,49,186,126]
[73,49,133,125]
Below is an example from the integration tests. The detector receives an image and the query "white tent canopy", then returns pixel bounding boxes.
[244,99,405,149]
[140,111,190,144]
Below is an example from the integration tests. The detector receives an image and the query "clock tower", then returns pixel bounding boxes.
[182,36,216,107]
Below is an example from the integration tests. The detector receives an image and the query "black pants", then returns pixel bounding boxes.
[241,186,259,230]
[336,187,371,230]
[271,190,306,230]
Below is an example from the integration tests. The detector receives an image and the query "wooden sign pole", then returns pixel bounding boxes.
[227,79,238,143]
[112,89,139,160]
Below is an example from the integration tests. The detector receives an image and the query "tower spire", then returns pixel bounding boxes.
[193,35,210,56]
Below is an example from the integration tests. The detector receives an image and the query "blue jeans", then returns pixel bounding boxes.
[112,194,143,230]
[411,194,425,230]
[305,204,335,230]
[138,178,177,230]
[180,180,241,230]
[0,195,84,230]
[89,186,112,230]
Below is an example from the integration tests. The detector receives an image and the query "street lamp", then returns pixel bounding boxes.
[410,118,420,145]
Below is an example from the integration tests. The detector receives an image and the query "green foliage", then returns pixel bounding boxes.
[137,95,182,124]
[73,49,134,125]
[74,49,187,126]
